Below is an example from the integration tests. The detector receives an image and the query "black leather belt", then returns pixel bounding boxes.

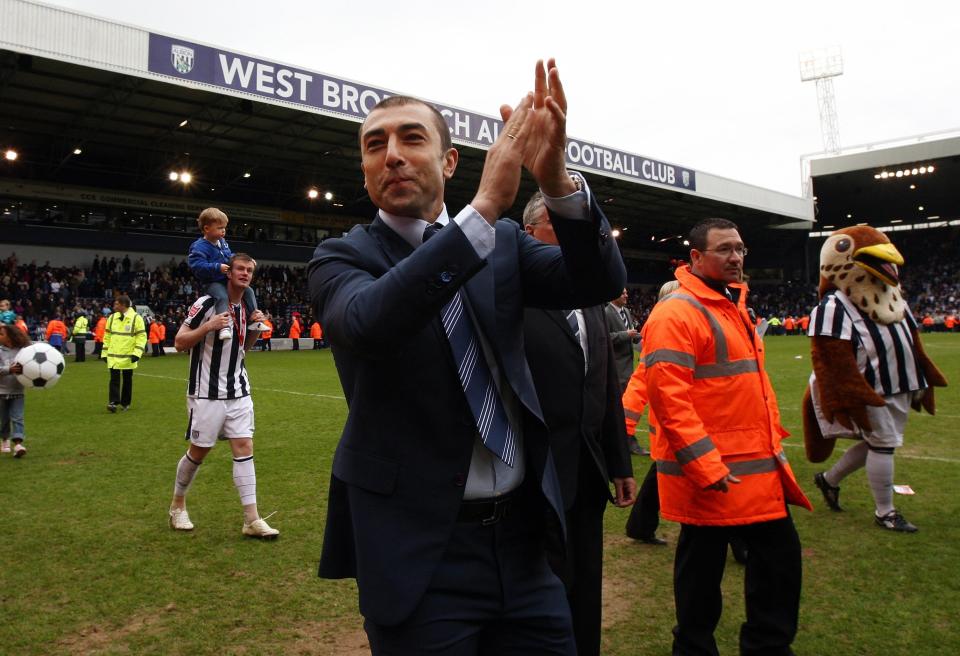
[457,493,514,526]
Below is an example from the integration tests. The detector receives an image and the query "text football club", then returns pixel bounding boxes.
[147,33,696,191]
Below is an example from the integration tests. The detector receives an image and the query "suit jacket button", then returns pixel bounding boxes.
[440,271,453,283]
[452,473,466,487]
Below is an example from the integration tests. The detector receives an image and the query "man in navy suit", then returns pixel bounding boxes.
[308,59,626,655]
[522,192,636,656]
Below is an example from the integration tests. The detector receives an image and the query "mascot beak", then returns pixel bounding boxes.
[853,242,904,287]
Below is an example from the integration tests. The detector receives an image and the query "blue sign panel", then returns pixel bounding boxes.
[148,33,696,191]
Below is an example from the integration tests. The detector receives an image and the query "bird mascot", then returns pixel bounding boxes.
[802,226,947,532]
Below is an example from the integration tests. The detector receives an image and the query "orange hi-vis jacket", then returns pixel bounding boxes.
[642,266,811,526]
[289,318,302,339]
[148,321,162,345]
[94,316,107,343]
[310,322,323,339]
[261,320,273,340]
[45,319,68,341]
[622,361,649,437]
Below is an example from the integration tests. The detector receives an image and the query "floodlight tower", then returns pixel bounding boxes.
[800,47,843,154]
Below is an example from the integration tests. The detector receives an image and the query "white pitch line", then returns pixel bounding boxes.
[137,373,346,401]
[781,442,960,464]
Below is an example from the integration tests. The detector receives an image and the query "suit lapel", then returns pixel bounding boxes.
[462,243,496,345]
[368,215,414,267]
[583,306,605,371]
[546,308,580,347]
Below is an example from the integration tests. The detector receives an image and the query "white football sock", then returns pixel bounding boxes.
[174,452,202,497]
[825,440,868,487]
[866,449,895,516]
[233,455,257,508]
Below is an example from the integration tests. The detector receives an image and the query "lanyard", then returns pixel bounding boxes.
[231,303,246,347]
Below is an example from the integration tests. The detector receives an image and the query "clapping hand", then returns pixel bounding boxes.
[471,59,575,223]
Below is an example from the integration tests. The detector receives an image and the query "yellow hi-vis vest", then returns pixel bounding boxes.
[103,308,146,370]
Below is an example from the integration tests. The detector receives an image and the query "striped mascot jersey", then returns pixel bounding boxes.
[808,289,927,397]
[183,295,251,400]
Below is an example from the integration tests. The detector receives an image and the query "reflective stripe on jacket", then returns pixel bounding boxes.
[103,308,147,370]
[643,266,811,526]
[622,361,648,437]
[72,316,89,339]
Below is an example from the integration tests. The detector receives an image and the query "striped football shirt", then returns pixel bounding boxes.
[183,295,251,400]
[808,289,926,396]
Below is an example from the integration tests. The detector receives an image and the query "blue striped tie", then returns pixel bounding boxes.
[440,290,516,466]
[424,219,514,465]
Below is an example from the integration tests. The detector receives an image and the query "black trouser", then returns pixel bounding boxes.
[92,342,103,358]
[291,338,299,350]
[262,338,271,351]
[545,458,608,656]
[313,339,322,349]
[673,515,801,656]
[74,339,86,362]
[108,369,134,407]
[625,462,660,539]
[365,479,574,656]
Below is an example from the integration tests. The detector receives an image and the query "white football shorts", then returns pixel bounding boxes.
[185,396,255,447]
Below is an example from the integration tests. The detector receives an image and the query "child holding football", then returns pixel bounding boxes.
[0,323,30,457]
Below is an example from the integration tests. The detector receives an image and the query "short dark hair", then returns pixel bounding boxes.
[115,295,132,309]
[360,96,452,152]
[229,253,256,268]
[689,218,739,251]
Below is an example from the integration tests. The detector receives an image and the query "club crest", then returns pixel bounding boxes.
[681,170,691,188]
[171,45,194,75]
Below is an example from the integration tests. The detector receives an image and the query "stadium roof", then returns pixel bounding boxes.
[0,0,812,257]
[806,130,960,234]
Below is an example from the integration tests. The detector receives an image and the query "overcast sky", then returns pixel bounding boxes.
[44,0,960,197]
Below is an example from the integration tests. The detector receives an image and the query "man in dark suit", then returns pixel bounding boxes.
[308,60,626,655]
[604,288,639,392]
[521,192,636,656]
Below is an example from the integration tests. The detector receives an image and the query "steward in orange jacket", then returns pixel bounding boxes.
[149,320,163,357]
[157,322,167,356]
[259,318,273,351]
[642,220,811,655]
[92,314,107,358]
[310,321,326,350]
[289,313,302,351]
[643,265,811,525]
[45,317,68,351]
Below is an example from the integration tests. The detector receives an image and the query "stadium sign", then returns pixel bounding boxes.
[147,34,696,191]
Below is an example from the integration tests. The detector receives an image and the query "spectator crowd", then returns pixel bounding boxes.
[1,242,957,348]
[0,252,312,347]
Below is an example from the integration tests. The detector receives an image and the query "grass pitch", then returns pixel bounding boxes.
[2,336,958,655]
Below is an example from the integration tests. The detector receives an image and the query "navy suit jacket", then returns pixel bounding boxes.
[523,306,632,510]
[307,199,625,626]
